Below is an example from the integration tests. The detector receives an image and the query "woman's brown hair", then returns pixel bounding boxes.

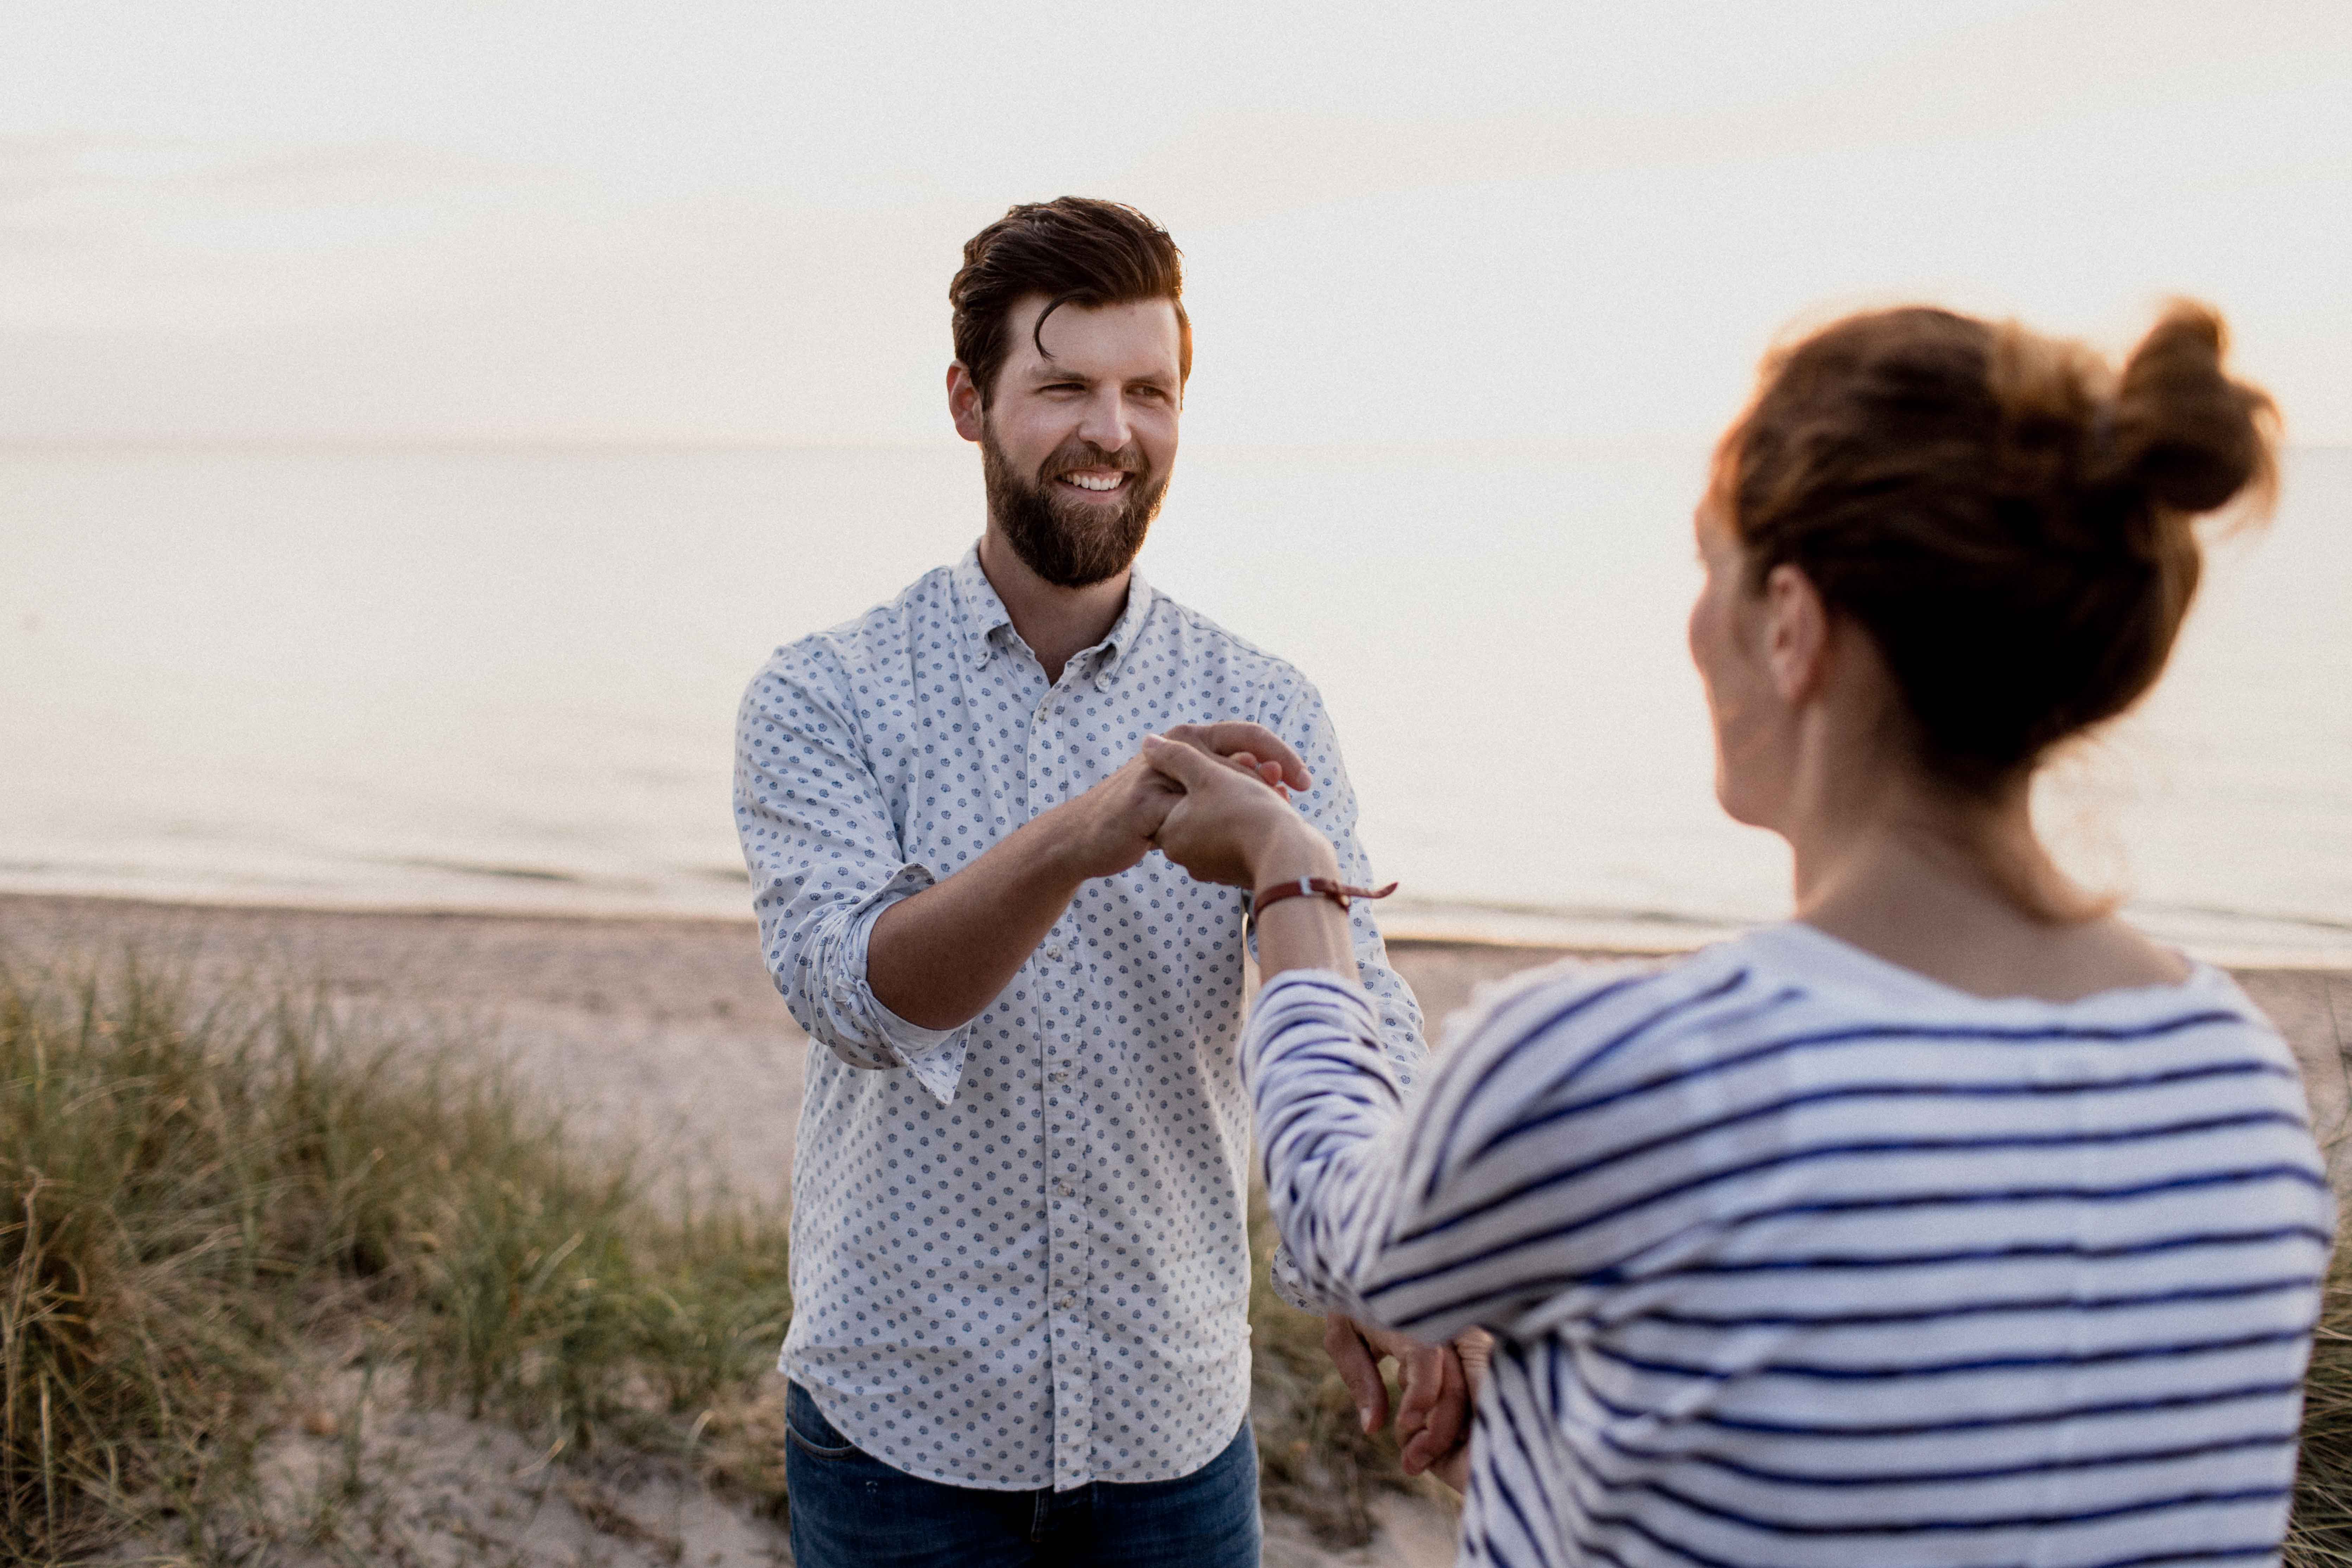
[1716,300,2278,793]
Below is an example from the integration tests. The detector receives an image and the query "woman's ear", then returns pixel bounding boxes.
[1760,562,1831,705]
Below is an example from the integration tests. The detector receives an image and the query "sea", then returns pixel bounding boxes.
[5,441,2347,963]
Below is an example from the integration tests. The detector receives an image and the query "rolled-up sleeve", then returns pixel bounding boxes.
[1261,680,1429,1309]
[733,649,970,1103]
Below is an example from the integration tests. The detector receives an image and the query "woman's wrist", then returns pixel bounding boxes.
[1244,816,1341,890]
[1245,823,1358,979]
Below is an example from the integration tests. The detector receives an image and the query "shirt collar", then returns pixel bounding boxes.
[950,544,1016,673]
[951,541,1158,688]
[1091,567,1155,687]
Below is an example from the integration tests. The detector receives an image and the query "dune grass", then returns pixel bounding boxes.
[2290,1241,2352,1567]
[0,955,792,1564]
[0,951,1438,1564]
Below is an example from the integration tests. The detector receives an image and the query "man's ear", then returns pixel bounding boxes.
[946,363,985,444]
[1761,562,1831,705]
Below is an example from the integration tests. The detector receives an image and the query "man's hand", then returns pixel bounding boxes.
[869,721,1312,1032]
[1323,1315,1473,1479]
[1047,722,1311,883]
[1041,754,1187,882]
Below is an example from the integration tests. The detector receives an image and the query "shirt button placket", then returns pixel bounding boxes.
[1032,683,1082,1486]
[1048,1142,1088,1489]
[1048,932,1089,1489]
[1035,675,1097,1488]
[1029,690,1057,808]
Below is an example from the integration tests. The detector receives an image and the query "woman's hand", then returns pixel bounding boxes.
[1324,1315,1465,1476]
[1426,1328,1491,1493]
[1139,733,1338,890]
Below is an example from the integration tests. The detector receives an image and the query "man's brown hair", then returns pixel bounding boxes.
[950,197,1190,406]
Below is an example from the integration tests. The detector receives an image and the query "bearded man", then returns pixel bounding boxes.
[735,197,1460,1567]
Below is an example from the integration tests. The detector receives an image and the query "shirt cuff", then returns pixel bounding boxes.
[845,863,971,1105]
[1268,1242,1322,1313]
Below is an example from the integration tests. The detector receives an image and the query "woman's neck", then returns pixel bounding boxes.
[1785,762,2188,1002]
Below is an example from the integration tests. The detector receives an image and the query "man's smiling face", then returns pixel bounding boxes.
[957,293,1183,588]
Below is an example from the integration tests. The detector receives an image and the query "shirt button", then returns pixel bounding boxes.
[1044,944,1064,961]
[1047,1068,1067,1084]
[1057,1294,1077,1311]
[1055,1180,1074,1198]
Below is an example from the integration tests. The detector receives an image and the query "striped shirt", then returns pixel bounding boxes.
[1244,922,2331,1568]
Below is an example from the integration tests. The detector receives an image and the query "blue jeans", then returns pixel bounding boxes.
[783,1383,1261,1567]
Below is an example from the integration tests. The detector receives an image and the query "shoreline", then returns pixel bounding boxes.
[9,881,2351,971]
[5,889,2345,1196]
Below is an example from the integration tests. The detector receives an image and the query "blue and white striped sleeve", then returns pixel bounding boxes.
[1242,961,1672,1343]
[732,647,969,1105]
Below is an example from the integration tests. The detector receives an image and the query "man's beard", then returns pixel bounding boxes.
[981,424,1169,589]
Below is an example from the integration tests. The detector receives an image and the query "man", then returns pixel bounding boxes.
[735,197,1458,1566]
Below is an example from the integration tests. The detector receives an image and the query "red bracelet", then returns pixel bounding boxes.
[1249,877,1398,923]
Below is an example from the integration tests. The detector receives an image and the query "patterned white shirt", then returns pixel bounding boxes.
[734,544,1425,1492]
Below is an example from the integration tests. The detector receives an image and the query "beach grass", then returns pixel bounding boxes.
[0,950,1440,1563]
[0,955,793,1563]
[2290,1240,2352,1566]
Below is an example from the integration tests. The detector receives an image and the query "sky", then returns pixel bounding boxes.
[3,0,2348,448]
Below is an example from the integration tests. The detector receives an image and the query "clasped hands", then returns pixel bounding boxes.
[1051,721,1346,894]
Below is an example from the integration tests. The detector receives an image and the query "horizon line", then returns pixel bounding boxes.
[6,434,2349,458]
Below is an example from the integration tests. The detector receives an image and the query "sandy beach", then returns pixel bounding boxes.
[6,891,2347,1565]
[8,892,2346,1196]
[0,895,1706,1208]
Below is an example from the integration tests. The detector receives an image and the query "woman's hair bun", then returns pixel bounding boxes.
[1717,297,2279,793]
[2098,301,2278,517]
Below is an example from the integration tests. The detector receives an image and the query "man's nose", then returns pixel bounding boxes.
[1076,389,1133,452]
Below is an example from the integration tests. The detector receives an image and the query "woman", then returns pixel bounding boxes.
[1142,302,2327,1568]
